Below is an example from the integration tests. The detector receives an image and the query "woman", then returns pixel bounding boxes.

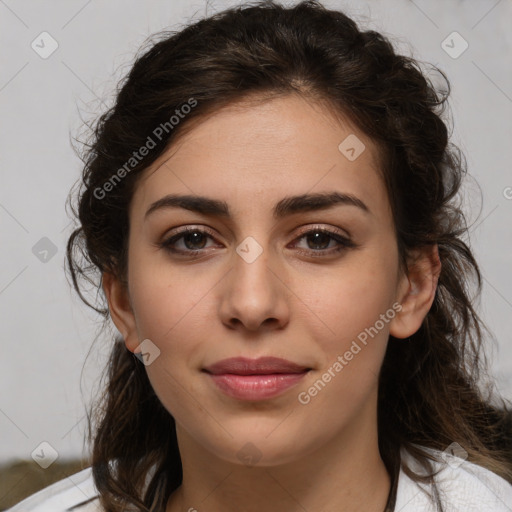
[8,1,512,511]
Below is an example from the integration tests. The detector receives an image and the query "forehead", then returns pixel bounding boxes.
[130,94,389,221]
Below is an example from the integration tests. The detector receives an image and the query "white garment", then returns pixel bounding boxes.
[6,448,512,511]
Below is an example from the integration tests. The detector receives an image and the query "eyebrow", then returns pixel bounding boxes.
[144,191,371,221]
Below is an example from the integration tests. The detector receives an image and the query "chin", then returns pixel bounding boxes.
[197,427,317,468]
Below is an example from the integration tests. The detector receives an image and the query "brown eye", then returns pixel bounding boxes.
[290,228,356,257]
[160,227,218,255]
[159,225,356,258]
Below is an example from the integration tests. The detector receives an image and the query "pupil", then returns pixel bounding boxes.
[185,231,206,250]
[308,232,330,250]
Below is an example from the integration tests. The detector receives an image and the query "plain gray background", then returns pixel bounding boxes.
[1,0,511,465]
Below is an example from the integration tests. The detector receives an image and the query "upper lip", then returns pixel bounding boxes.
[203,357,311,375]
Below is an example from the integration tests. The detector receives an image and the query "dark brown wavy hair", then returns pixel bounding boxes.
[65,1,512,510]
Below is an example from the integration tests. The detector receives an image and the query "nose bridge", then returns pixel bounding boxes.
[232,233,274,293]
[218,230,289,330]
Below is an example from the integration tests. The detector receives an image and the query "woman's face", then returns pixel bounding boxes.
[109,93,418,467]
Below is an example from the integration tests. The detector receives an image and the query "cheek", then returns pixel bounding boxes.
[126,259,212,410]
[134,290,208,420]
[296,259,398,414]
[296,272,394,421]
[128,255,213,341]
[303,256,398,344]
[145,356,202,421]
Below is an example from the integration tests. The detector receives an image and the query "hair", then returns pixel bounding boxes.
[65,1,512,511]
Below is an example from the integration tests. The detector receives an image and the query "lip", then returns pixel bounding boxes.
[203,356,310,375]
[203,357,311,401]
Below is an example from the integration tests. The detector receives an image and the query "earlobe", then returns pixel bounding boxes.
[102,271,139,352]
[389,244,441,340]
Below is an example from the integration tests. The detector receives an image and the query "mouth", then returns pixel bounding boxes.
[202,357,312,401]
[203,356,312,375]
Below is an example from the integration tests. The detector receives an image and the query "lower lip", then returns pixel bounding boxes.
[207,372,309,400]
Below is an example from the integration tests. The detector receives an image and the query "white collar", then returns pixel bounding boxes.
[6,447,512,511]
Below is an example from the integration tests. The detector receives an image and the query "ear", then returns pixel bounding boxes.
[389,244,441,339]
[102,271,139,353]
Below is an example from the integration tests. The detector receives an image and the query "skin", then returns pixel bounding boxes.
[103,93,441,512]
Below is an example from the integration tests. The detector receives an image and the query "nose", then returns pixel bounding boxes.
[217,239,290,333]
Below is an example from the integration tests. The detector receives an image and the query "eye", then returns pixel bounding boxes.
[290,226,356,257]
[159,227,218,256]
[158,225,356,258]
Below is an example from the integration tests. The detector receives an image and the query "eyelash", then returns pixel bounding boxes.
[158,225,356,258]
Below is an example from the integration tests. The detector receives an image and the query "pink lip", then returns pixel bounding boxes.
[203,357,311,401]
[203,356,310,375]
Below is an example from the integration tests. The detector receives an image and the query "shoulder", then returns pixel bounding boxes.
[5,467,102,512]
[395,446,512,511]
